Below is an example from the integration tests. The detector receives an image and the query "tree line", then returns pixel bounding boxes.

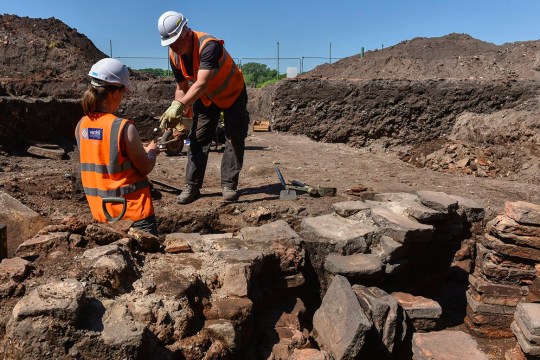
[138,62,286,88]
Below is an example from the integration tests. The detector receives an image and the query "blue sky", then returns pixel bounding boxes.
[3,0,540,73]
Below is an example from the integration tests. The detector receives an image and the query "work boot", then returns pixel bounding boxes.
[177,184,201,204]
[222,186,239,202]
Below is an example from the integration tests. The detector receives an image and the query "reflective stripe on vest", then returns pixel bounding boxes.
[83,179,149,198]
[75,114,154,222]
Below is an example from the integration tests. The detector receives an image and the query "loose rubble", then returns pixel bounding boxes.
[2,188,526,359]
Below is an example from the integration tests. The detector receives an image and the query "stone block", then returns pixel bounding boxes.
[469,273,528,298]
[447,194,485,223]
[511,321,540,357]
[239,219,300,243]
[27,145,65,160]
[505,201,540,226]
[416,190,459,214]
[516,302,540,336]
[313,275,372,360]
[370,206,433,244]
[138,253,201,298]
[353,285,406,353]
[371,192,446,222]
[514,314,540,345]
[15,232,69,258]
[101,300,147,348]
[81,244,139,291]
[466,290,516,315]
[331,201,371,217]
[468,286,522,307]
[85,223,127,245]
[325,253,383,281]
[205,319,237,349]
[480,233,540,261]
[221,264,250,298]
[374,235,413,262]
[301,213,378,254]
[475,243,536,285]
[0,191,48,257]
[204,297,253,323]
[391,292,442,320]
[12,279,85,322]
[127,227,160,252]
[164,237,193,253]
[466,304,514,327]
[0,257,30,283]
[164,232,203,253]
[289,349,330,360]
[487,215,540,250]
[0,257,30,298]
[412,330,488,360]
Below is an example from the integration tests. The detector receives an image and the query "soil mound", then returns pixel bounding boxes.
[304,33,540,80]
[0,15,106,81]
[0,14,172,148]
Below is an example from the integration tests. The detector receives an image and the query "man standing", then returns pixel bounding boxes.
[157,11,250,204]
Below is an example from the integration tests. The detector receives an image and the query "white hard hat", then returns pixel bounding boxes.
[88,58,130,93]
[158,11,188,47]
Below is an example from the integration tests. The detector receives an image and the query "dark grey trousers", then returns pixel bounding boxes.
[132,214,158,236]
[185,86,250,189]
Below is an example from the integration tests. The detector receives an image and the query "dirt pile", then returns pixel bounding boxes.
[253,34,540,185]
[0,15,175,150]
[0,15,105,80]
[305,33,540,81]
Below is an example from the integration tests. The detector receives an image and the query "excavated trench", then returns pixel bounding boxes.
[256,78,540,148]
[0,77,537,358]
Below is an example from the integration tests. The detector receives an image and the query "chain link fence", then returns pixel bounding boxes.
[114,55,344,78]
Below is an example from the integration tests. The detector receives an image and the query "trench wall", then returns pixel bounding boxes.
[254,78,540,147]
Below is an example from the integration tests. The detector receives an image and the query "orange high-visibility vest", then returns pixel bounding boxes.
[170,31,244,108]
[75,114,154,222]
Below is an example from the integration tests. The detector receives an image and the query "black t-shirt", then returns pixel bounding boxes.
[171,40,223,83]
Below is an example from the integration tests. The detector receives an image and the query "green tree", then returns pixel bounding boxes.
[241,62,281,88]
[138,68,171,77]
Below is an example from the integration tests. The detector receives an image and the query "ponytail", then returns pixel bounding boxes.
[81,85,117,116]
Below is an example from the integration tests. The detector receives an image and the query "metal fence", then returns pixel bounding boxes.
[114,55,344,76]
[111,41,368,76]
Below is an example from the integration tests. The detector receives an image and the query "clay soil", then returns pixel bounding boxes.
[0,130,537,359]
[1,131,540,232]
[1,15,540,359]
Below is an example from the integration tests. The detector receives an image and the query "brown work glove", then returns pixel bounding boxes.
[159,100,185,129]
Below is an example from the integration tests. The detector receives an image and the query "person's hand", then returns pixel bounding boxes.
[145,140,160,159]
[144,140,159,154]
[145,140,159,152]
[159,100,185,129]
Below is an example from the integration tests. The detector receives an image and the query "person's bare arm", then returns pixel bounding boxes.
[177,68,213,106]
[123,123,159,176]
[174,79,189,101]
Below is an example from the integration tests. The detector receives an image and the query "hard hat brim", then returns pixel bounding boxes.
[161,32,181,47]
[160,19,187,47]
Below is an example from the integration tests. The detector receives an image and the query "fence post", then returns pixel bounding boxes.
[276,42,280,81]
[0,224,6,261]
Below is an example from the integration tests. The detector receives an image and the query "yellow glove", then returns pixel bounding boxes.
[159,100,185,129]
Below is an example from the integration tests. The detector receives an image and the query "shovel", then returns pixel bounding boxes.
[276,165,298,200]
[279,188,298,201]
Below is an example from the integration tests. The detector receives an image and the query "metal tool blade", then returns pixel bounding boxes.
[279,189,297,200]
